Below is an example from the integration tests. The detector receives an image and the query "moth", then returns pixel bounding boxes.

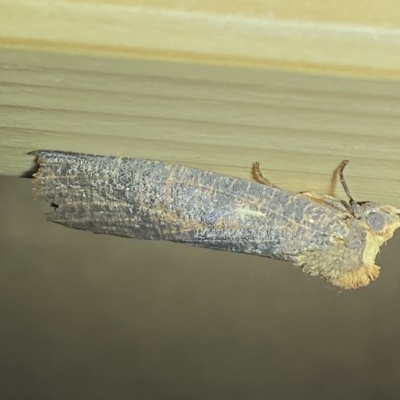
[31,150,400,289]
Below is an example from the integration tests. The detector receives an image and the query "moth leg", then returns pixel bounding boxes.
[338,160,359,217]
[252,162,279,188]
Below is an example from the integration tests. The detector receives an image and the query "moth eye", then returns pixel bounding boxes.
[367,212,386,231]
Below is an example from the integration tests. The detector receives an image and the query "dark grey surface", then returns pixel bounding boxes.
[1,176,400,400]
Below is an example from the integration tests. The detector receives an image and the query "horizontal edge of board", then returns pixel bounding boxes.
[1,1,400,78]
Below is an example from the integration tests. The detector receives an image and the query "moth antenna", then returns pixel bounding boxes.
[338,160,359,217]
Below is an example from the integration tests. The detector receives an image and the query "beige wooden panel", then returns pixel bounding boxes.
[76,0,400,26]
[1,49,400,206]
[1,0,400,77]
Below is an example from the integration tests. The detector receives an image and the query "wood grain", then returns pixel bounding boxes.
[1,48,400,205]
[1,0,400,78]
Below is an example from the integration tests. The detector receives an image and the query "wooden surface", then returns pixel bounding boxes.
[2,48,400,206]
[1,0,400,77]
[1,1,400,205]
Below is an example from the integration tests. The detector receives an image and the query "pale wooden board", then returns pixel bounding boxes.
[1,48,400,205]
[1,0,400,78]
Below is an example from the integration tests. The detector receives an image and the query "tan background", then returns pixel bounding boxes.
[2,174,400,399]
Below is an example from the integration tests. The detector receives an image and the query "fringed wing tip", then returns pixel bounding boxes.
[332,264,381,289]
[296,249,381,290]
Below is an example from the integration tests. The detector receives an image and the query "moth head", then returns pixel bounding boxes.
[358,202,400,244]
[337,160,400,243]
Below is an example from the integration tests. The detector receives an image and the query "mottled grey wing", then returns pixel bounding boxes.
[33,150,345,261]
